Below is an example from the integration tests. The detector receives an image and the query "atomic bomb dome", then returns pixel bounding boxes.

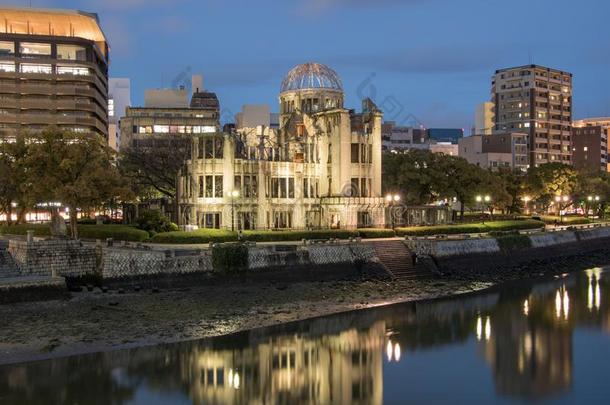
[280,62,343,94]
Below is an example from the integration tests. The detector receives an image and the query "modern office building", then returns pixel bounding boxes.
[474,101,494,135]
[458,132,529,171]
[427,128,463,143]
[492,65,572,167]
[381,122,428,152]
[0,7,109,140]
[180,63,385,230]
[572,118,609,171]
[108,78,130,150]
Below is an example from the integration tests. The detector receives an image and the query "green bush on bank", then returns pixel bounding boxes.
[211,243,248,274]
[357,228,396,239]
[0,223,149,242]
[495,233,532,251]
[149,228,237,244]
[395,219,544,237]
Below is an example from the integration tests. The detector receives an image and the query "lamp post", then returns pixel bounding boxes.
[386,193,401,230]
[554,195,570,223]
[587,195,601,218]
[476,195,492,219]
[230,190,239,232]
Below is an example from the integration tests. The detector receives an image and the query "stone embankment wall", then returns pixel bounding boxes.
[406,225,610,276]
[5,240,379,282]
[8,240,96,278]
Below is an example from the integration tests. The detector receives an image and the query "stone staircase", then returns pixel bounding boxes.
[0,241,20,278]
[369,240,434,280]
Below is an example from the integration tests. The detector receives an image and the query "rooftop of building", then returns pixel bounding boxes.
[0,6,107,56]
[280,62,343,94]
[495,64,572,76]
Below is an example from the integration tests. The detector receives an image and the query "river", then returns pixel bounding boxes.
[1,267,609,404]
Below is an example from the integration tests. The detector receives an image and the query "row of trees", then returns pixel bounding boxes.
[383,150,610,217]
[0,129,129,237]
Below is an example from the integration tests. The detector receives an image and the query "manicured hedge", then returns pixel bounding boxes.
[538,215,591,225]
[0,223,149,242]
[395,219,544,237]
[77,225,149,242]
[149,228,237,244]
[357,228,396,238]
[242,229,359,242]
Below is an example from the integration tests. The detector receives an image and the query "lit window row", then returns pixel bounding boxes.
[0,62,90,75]
[0,41,87,61]
[137,125,216,134]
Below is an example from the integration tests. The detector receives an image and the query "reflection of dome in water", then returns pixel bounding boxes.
[280,62,343,93]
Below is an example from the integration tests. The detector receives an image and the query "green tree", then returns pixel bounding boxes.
[0,135,33,225]
[439,155,490,219]
[526,163,578,213]
[26,128,131,239]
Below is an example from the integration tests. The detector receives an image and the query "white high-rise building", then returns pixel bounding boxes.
[108,78,131,150]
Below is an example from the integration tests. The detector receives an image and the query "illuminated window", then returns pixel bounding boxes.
[19,42,51,56]
[0,41,14,55]
[153,125,169,133]
[57,65,90,75]
[20,64,52,74]
[108,99,114,117]
[56,44,87,61]
[0,62,15,72]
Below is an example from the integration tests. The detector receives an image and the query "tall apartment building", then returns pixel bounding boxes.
[572,118,610,171]
[0,7,109,140]
[492,65,572,167]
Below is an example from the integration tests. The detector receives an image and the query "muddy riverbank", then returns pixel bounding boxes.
[1,248,607,366]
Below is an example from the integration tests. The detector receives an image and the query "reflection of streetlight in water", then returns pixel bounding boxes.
[586,268,603,311]
[386,340,402,362]
[555,287,570,320]
[476,316,492,341]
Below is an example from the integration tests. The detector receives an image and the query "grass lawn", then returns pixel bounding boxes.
[0,223,149,242]
[395,219,544,237]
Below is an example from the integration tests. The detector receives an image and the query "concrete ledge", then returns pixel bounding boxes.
[0,276,67,304]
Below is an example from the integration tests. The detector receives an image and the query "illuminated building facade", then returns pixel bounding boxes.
[0,7,109,140]
[179,63,385,230]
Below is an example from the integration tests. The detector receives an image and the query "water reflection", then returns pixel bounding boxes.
[1,268,610,404]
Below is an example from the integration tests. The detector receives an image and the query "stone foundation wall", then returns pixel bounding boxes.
[101,249,213,279]
[8,240,96,278]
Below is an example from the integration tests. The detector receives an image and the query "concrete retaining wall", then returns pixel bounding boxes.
[101,249,213,279]
[530,232,578,248]
[406,238,500,258]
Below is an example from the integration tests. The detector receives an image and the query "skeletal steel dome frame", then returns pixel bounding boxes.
[280,62,343,93]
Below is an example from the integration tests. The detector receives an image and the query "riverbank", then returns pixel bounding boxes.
[0,276,489,365]
[3,241,608,366]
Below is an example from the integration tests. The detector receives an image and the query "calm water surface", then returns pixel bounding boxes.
[2,268,610,404]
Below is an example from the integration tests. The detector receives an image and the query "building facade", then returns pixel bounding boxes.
[182,63,385,230]
[458,132,529,171]
[108,78,130,150]
[474,101,494,135]
[0,7,109,140]
[572,118,610,171]
[492,65,572,167]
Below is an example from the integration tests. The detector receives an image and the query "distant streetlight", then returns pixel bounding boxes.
[522,196,531,215]
[386,193,401,230]
[230,190,239,232]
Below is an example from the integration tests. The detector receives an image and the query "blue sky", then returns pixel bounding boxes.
[9,0,610,131]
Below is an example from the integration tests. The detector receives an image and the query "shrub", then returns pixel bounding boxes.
[212,243,248,274]
[357,228,396,238]
[135,210,179,234]
[0,223,149,242]
[242,229,359,242]
[395,220,544,237]
[77,225,149,242]
[496,234,532,251]
[149,228,237,244]
[539,215,590,225]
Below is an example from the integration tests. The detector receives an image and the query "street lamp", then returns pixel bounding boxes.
[476,195,491,218]
[230,190,239,232]
[523,196,531,215]
[386,193,401,230]
[554,195,570,223]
